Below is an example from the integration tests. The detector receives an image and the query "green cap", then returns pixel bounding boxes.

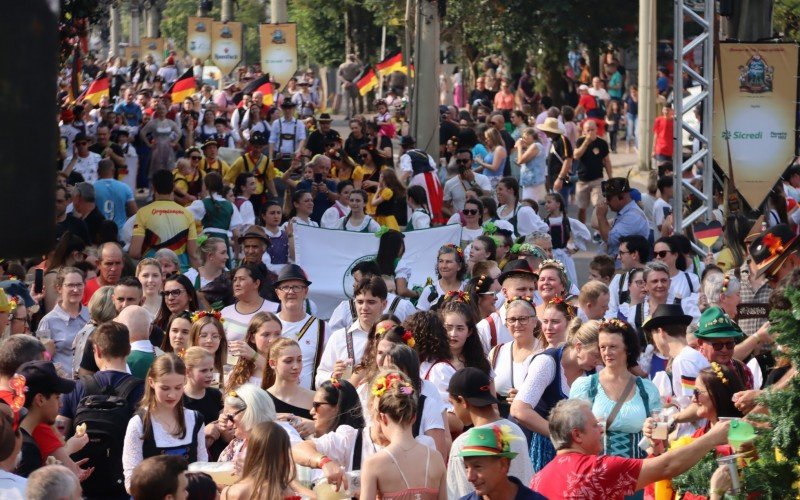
[458,426,518,459]
[695,306,744,339]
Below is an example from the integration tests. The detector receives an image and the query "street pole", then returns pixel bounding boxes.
[637,0,656,171]
[272,0,288,24]
[110,2,121,57]
[220,0,234,23]
[130,0,140,47]
[404,0,413,132]
[378,24,386,98]
[414,0,440,159]
[146,2,160,38]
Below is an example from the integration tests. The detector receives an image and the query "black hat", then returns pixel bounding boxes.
[602,177,632,197]
[249,131,268,145]
[641,304,692,332]
[318,113,333,123]
[498,259,537,285]
[17,360,76,396]
[448,367,499,407]
[274,263,312,286]
[400,135,416,147]
[280,99,297,109]
[237,225,271,246]
[201,139,219,150]
[749,223,800,278]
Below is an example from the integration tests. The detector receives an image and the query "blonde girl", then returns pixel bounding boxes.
[189,311,228,388]
[122,354,207,492]
[182,347,225,455]
[226,311,282,392]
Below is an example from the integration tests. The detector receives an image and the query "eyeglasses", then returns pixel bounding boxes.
[312,401,331,410]
[463,209,479,216]
[223,407,246,423]
[189,156,202,160]
[277,285,308,293]
[618,250,630,255]
[692,388,708,399]
[709,340,735,351]
[507,316,532,325]
[653,250,673,259]
[62,283,84,289]
[160,289,185,297]
[11,316,29,325]
[455,158,471,164]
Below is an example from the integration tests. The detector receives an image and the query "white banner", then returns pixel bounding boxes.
[294,224,462,319]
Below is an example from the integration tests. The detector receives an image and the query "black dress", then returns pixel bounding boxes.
[184,388,225,459]
[268,392,312,420]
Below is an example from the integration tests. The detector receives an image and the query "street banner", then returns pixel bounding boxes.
[260,23,297,89]
[187,17,213,61]
[124,46,141,62]
[140,37,164,65]
[211,21,243,76]
[294,224,462,318]
[713,43,799,209]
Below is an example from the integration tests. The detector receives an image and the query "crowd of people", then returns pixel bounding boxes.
[0,45,794,499]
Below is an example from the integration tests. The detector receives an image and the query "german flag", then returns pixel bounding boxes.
[77,74,109,106]
[356,67,379,96]
[376,51,403,77]
[168,68,197,104]
[236,74,274,106]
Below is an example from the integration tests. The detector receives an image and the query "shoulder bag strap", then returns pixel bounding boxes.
[606,376,638,429]
[490,342,505,370]
[311,319,326,389]
[295,316,317,341]
[352,428,364,471]
[487,314,497,348]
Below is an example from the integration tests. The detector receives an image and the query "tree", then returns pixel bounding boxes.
[775,0,800,41]
[289,0,346,66]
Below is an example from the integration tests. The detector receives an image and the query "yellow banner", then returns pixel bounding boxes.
[187,17,213,61]
[713,43,799,209]
[124,46,141,62]
[260,23,297,89]
[141,38,165,66]
[211,21,243,76]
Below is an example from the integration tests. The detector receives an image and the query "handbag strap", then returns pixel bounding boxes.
[606,376,637,429]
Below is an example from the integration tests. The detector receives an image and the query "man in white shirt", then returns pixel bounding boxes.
[320,180,352,229]
[63,132,101,184]
[589,76,611,103]
[315,276,387,387]
[477,260,538,353]
[652,176,674,232]
[444,149,492,216]
[606,235,649,318]
[268,100,307,171]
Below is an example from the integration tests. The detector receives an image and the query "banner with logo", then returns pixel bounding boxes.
[211,21,243,76]
[140,37,164,65]
[187,17,213,61]
[124,46,141,62]
[713,43,799,209]
[260,23,297,89]
[294,224,462,318]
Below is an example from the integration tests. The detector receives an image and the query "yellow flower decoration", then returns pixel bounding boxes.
[371,376,388,398]
[710,362,728,385]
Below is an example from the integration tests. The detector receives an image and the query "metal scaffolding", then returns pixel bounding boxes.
[672,0,715,254]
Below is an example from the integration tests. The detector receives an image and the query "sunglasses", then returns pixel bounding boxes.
[708,340,736,351]
[653,250,673,259]
[455,159,471,164]
[189,156,202,160]
[223,407,246,423]
[692,388,707,399]
[160,289,185,297]
[463,209,479,216]
[312,401,331,410]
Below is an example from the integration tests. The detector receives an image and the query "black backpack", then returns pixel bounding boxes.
[70,375,144,498]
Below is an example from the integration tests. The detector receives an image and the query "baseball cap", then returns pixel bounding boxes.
[448,367,499,407]
[17,360,76,396]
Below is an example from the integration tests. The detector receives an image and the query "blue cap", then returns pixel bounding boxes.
[630,188,642,202]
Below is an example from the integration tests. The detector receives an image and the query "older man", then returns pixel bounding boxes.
[595,177,650,259]
[531,399,729,499]
[695,306,754,389]
[305,113,341,157]
[82,242,125,305]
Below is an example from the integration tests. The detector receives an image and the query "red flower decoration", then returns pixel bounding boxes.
[9,374,27,412]
[763,233,785,256]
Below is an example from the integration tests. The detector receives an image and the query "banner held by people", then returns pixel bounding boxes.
[294,224,462,318]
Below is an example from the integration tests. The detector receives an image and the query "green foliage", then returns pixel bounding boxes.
[775,0,800,42]
[289,0,346,66]
[671,450,719,496]
[161,0,217,59]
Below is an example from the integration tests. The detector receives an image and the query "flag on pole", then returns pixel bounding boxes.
[294,224,462,318]
[77,74,109,105]
[236,74,274,106]
[356,67,379,96]
[376,51,404,77]
[167,68,197,104]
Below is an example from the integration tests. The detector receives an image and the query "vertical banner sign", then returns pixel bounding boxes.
[713,43,799,209]
[140,37,164,65]
[124,46,141,62]
[211,21,243,76]
[187,17,212,61]
[260,23,297,88]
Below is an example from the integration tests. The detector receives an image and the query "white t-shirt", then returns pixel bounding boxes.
[121,143,139,192]
[279,313,329,389]
[653,197,672,229]
[443,174,492,212]
[221,300,280,342]
[64,152,102,183]
[447,419,533,499]
[235,198,256,228]
[419,360,457,404]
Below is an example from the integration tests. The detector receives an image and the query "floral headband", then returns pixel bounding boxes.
[599,318,629,330]
[371,372,414,398]
[475,274,495,295]
[9,374,26,413]
[401,330,416,348]
[444,290,470,303]
[710,362,728,384]
[190,310,224,324]
[539,258,567,274]
[505,295,535,309]
[444,244,464,260]
[546,297,575,318]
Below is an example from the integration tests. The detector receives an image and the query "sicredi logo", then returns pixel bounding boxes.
[721,130,763,140]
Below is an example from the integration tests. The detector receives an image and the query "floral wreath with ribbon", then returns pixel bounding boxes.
[546,296,575,318]
[443,243,464,261]
[504,295,536,309]
[443,290,470,304]
[371,372,414,398]
[190,310,224,324]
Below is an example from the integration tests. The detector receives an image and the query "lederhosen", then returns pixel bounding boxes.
[275,119,299,172]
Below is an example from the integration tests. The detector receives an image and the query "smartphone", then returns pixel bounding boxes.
[662,206,672,218]
[34,268,44,294]
[313,172,323,184]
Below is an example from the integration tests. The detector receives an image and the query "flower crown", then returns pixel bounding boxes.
[482,221,498,235]
[375,323,390,337]
[444,290,470,303]
[474,274,494,294]
[546,296,575,318]
[9,374,27,413]
[444,244,464,259]
[190,310,224,324]
[371,372,414,398]
[600,318,629,330]
[401,330,416,348]
[505,295,535,309]
[539,258,566,274]
[710,362,729,384]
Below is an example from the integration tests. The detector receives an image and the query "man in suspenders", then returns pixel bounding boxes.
[606,235,649,319]
[477,260,539,354]
[327,261,417,332]
[268,100,307,172]
[274,264,327,390]
[316,276,387,387]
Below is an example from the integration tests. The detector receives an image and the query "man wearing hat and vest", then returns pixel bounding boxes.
[477,260,540,354]
[274,264,327,390]
[269,100,307,172]
[457,424,542,500]
[595,177,650,259]
[199,139,230,178]
[305,113,341,157]
[398,136,444,224]
[225,131,275,217]
[695,306,753,390]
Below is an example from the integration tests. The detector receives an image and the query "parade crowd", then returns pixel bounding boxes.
[0,49,796,499]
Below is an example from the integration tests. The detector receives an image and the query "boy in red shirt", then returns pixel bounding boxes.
[653,104,674,164]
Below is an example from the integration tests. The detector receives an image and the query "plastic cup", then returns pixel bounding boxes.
[188,461,236,486]
[313,479,350,500]
[716,454,741,494]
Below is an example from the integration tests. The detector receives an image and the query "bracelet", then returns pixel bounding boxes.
[318,455,332,468]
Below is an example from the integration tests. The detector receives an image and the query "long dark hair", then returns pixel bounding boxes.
[404,311,452,364]
[155,275,200,330]
[48,232,86,271]
[317,379,364,432]
[161,310,193,353]
[439,300,492,375]
[474,235,498,262]
[697,364,744,419]
[545,192,571,244]
[289,189,312,219]
[385,344,423,392]
[375,230,405,276]
[464,198,484,225]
